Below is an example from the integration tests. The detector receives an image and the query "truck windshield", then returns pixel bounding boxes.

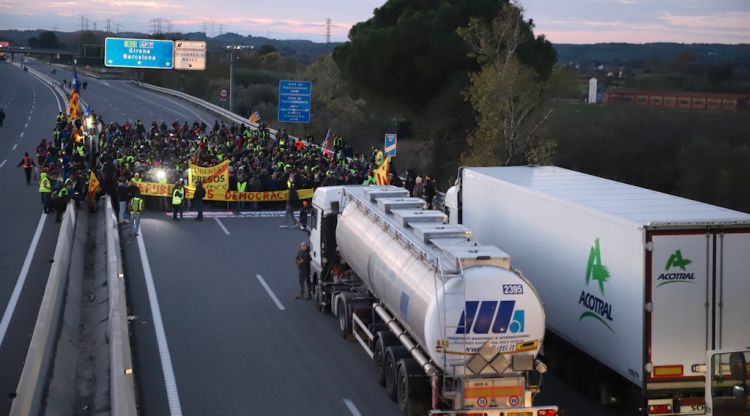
[710,351,749,416]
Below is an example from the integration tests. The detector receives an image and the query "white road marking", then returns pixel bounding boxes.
[343,399,363,416]
[101,80,111,87]
[256,274,285,311]
[213,217,230,235]
[13,143,18,149]
[0,160,6,168]
[24,123,28,128]
[0,213,47,348]
[27,116,31,120]
[136,233,184,416]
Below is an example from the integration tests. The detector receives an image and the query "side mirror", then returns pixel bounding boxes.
[732,385,747,400]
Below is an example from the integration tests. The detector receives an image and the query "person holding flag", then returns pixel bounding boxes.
[68,65,81,121]
[87,170,100,211]
[375,156,391,186]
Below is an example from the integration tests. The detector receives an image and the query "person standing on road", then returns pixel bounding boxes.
[295,241,312,300]
[299,200,309,231]
[192,180,206,221]
[52,183,71,223]
[0,108,5,127]
[129,189,144,236]
[17,152,35,185]
[39,170,52,213]
[172,181,185,220]
[281,186,299,228]
[116,178,129,223]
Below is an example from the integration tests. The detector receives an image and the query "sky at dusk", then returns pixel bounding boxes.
[0,0,747,44]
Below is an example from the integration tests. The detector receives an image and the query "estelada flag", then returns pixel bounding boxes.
[68,65,80,119]
[87,171,100,202]
[248,111,261,124]
[375,156,391,185]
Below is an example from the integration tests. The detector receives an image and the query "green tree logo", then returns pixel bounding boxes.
[665,250,692,271]
[585,239,610,294]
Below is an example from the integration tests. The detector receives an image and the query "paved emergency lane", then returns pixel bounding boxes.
[122,212,401,415]
[0,60,68,415]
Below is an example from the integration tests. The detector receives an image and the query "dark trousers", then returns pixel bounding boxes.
[24,168,32,185]
[41,192,51,213]
[172,202,183,219]
[194,199,203,220]
[298,270,310,298]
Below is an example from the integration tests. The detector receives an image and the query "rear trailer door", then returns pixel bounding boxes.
[648,232,713,383]
[716,230,750,350]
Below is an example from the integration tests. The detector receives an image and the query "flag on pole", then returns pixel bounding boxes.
[248,111,261,124]
[375,156,391,185]
[321,129,333,156]
[87,171,100,203]
[68,65,80,120]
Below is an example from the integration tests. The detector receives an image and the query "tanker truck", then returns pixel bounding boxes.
[445,166,750,416]
[306,185,559,416]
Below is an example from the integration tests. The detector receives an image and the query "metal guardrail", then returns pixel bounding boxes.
[104,196,137,416]
[10,205,76,416]
[13,61,72,111]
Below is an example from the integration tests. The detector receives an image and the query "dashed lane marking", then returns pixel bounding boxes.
[343,399,363,416]
[136,233,184,416]
[213,217,230,236]
[13,143,18,149]
[256,274,285,311]
[0,160,6,168]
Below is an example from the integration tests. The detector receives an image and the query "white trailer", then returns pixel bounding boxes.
[445,166,750,416]
[307,185,559,416]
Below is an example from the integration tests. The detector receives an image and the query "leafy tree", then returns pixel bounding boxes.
[459,1,557,166]
[29,31,60,48]
[256,44,277,56]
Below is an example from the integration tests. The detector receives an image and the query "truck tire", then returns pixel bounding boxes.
[337,296,350,339]
[396,358,429,416]
[385,345,410,401]
[374,331,399,386]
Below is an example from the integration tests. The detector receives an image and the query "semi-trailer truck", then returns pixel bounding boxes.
[306,185,559,416]
[445,166,750,416]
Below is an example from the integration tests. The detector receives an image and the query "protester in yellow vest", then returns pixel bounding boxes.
[39,171,52,214]
[172,182,185,220]
[129,189,144,236]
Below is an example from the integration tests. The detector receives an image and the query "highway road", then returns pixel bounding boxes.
[5,58,631,415]
[0,60,66,415]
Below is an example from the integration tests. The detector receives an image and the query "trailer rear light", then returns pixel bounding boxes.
[653,365,683,377]
[537,410,557,416]
[648,404,673,414]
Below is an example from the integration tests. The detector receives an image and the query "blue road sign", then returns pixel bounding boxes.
[278,80,312,123]
[385,133,397,157]
[104,37,174,69]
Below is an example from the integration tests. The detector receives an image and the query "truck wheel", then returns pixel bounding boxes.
[374,331,399,386]
[337,297,350,339]
[385,345,410,401]
[396,358,429,416]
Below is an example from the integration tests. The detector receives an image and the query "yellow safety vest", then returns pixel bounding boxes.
[172,188,184,205]
[237,181,247,192]
[39,177,51,193]
[129,197,144,214]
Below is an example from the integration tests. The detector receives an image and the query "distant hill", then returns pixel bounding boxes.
[0,29,340,60]
[554,43,750,66]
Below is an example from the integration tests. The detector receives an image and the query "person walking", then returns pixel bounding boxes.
[299,200,310,231]
[39,170,52,213]
[116,178,129,223]
[295,241,312,300]
[17,152,35,185]
[52,183,71,223]
[281,186,299,228]
[128,189,144,236]
[0,108,5,127]
[172,181,185,220]
[193,180,206,221]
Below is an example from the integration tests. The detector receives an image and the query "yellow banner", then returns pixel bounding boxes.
[188,160,229,192]
[135,182,313,202]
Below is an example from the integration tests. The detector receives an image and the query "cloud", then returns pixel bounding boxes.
[89,0,183,9]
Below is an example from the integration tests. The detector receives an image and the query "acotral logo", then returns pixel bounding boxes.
[456,301,524,335]
[579,239,614,333]
[657,249,695,287]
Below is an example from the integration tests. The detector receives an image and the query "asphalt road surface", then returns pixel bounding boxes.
[5,57,630,415]
[0,60,67,415]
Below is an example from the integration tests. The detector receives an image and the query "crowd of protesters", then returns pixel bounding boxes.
[29,111,438,223]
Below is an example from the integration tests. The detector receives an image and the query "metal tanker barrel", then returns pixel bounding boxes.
[335,187,546,377]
